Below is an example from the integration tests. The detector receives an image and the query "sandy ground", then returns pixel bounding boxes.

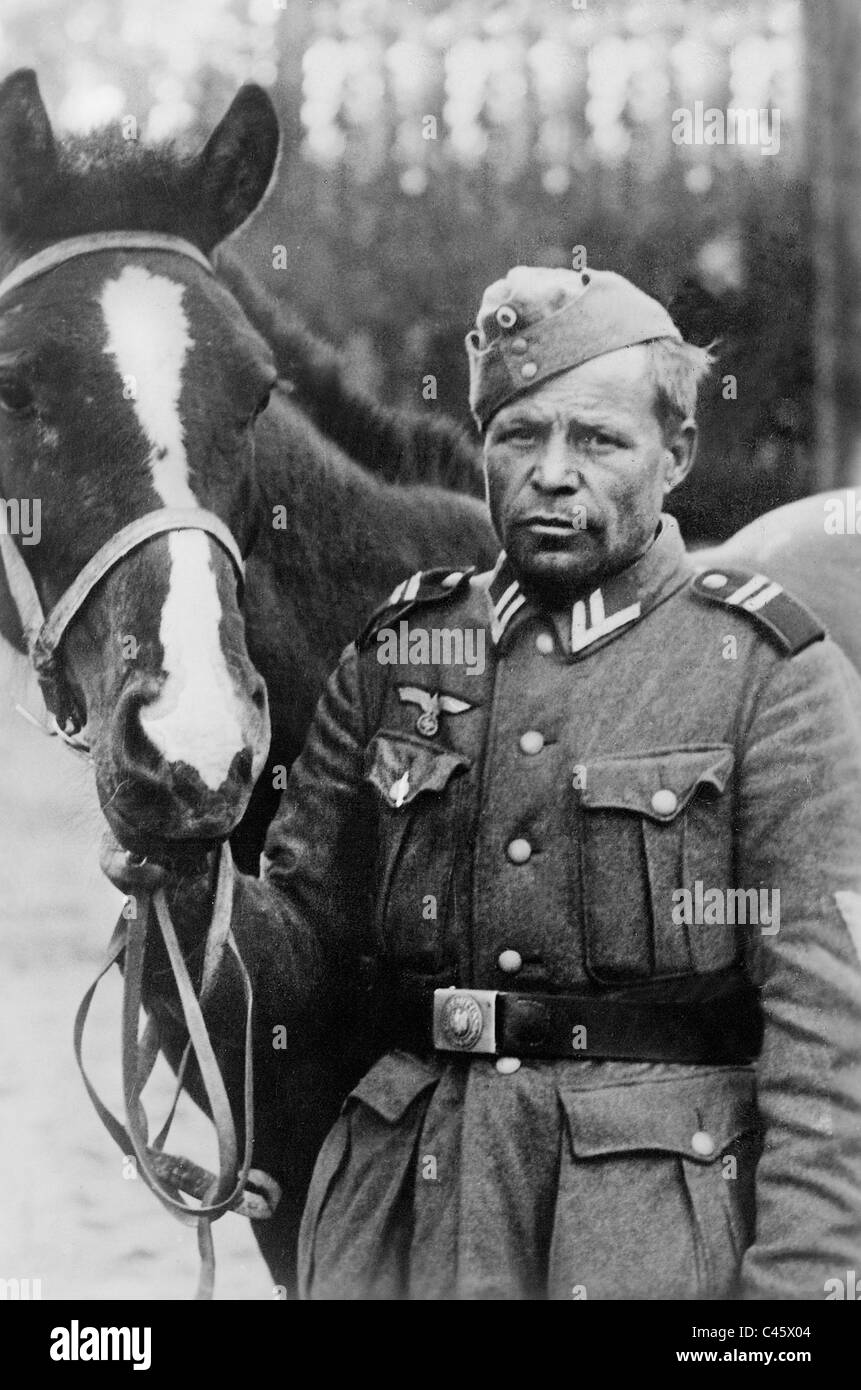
[0,650,272,1301]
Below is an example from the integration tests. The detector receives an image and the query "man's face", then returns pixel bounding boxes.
[483,345,696,603]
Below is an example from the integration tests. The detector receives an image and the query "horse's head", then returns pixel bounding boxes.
[0,69,278,853]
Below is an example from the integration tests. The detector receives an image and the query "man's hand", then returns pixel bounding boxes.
[99,829,169,897]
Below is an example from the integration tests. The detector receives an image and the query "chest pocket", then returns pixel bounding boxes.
[364,732,472,970]
[577,746,735,984]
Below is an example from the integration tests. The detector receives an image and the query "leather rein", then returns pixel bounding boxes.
[0,233,279,1298]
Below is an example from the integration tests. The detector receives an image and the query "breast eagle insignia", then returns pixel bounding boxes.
[397,687,474,737]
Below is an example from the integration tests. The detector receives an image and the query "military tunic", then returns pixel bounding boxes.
[150,515,861,1300]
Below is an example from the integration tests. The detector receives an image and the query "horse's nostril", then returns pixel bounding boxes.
[235,747,253,782]
[116,682,164,776]
[252,682,267,713]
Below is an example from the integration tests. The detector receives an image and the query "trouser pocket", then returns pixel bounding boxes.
[298,1049,440,1300]
[548,1068,759,1300]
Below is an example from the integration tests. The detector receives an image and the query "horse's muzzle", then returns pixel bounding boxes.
[100,672,270,843]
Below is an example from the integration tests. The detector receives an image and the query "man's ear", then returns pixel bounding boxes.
[662,418,697,494]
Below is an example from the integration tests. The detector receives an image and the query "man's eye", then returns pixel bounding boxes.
[582,430,618,449]
[499,426,536,443]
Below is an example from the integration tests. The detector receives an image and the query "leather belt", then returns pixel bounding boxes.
[389,975,763,1065]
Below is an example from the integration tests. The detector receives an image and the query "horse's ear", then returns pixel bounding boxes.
[194,85,280,249]
[0,69,58,233]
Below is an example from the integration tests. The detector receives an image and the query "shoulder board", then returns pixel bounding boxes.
[691,567,826,656]
[357,567,475,649]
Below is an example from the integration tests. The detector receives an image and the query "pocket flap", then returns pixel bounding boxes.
[348,1050,440,1123]
[560,1070,756,1162]
[364,731,470,809]
[579,746,734,821]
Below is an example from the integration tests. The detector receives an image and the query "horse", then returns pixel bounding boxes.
[0,67,496,859]
[2,66,859,1296]
[0,67,495,1293]
[696,493,861,664]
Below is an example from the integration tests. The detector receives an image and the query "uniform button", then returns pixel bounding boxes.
[650,788,678,816]
[701,572,728,590]
[496,1057,521,1075]
[507,838,532,864]
[535,632,555,655]
[498,949,523,974]
[691,1130,715,1157]
[520,361,538,379]
[510,337,529,354]
[519,730,545,755]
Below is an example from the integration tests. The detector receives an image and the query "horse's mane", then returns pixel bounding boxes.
[216,251,485,499]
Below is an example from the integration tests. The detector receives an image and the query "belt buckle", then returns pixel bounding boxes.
[432,987,498,1055]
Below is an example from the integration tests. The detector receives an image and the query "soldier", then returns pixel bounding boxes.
[103,265,861,1300]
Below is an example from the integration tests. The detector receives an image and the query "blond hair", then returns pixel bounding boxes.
[645,338,715,437]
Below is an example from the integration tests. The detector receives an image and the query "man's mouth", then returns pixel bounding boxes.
[516,514,585,535]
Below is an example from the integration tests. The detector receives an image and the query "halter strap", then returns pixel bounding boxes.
[0,234,236,714]
[0,528,44,651]
[28,507,244,678]
[1,504,244,720]
[0,232,213,305]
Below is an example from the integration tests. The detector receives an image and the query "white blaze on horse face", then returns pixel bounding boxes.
[100,266,246,791]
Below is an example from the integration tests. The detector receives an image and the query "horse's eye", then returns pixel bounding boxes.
[0,375,34,415]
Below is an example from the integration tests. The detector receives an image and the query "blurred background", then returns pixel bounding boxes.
[1,0,860,1300]
[0,0,858,538]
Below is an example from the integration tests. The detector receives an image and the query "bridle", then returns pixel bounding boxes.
[0,232,246,746]
[0,232,279,1298]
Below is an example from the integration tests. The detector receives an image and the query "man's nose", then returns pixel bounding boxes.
[532,432,581,491]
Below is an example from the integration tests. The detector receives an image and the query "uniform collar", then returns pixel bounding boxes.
[485,514,693,655]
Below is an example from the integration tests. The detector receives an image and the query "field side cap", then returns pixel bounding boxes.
[466,265,682,430]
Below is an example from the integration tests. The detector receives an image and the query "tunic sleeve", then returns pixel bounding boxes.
[737,637,861,1298]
